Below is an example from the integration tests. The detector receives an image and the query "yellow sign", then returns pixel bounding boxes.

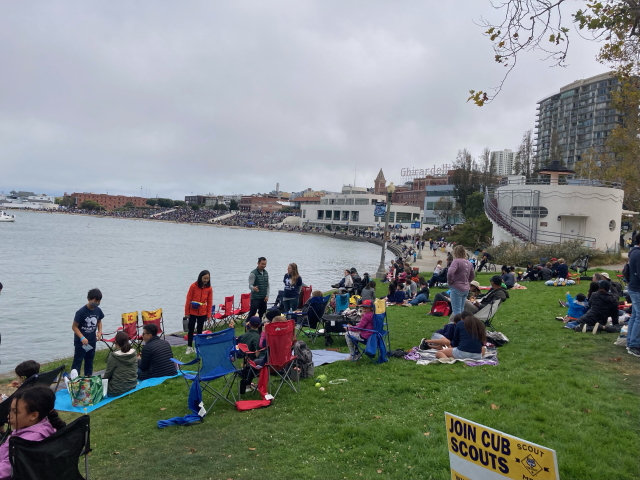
[445,412,559,480]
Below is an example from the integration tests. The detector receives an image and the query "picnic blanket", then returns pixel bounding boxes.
[404,346,499,366]
[311,349,351,365]
[55,374,180,413]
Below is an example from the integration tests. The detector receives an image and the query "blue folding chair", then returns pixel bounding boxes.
[171,328,240,411]
[296,295,331,343]
[346,312,390,364]
[335,293,350,313]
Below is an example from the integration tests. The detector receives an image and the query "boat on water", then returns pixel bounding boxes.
[0,210,16,222]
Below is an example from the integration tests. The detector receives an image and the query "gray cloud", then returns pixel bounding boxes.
[0,1,602,198]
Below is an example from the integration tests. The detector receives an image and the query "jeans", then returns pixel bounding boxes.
[627,289,640,348]
[248,298,267,319]
[566,320,580,329]
[72,341,96,376]
[449,288,468,315]
[409,293,430,305]
[282,298,298,313]
[188,314,206,347]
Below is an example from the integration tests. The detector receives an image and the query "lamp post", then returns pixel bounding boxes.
[417,209,424,259]
[376,182,395,279]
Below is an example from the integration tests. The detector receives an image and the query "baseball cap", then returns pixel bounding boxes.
[551,258,557,261]
[248,316,262,327]
[470,280,480,288]
[360,300,374,308]
[601,272,610,279]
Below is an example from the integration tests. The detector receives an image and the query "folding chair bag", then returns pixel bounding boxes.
[68,376,104,407]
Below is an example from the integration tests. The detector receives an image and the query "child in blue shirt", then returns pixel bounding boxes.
[559,292,588,329]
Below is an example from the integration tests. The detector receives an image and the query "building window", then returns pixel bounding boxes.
[341,211,349,221]
[302,210,306,219]
[510,206,549,218]
[345,198,354,205]
[351,211,359,222]
[396,212,412,223]
[325,210,332,219]
[355,198,368,205]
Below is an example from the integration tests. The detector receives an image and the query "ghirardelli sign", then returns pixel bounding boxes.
[401,165,452,177]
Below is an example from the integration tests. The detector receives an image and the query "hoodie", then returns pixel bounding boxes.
[104,349,138,397]
[0,418,56,479]
[566,293,588,319]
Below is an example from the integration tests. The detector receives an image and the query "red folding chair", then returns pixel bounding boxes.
[299,286,313,309]
[141,308,165,339]
[264,320,298,399]
[213,296,235,328]
[232,293,251,319]
[101,311,142,353]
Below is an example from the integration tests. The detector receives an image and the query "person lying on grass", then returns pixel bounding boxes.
[0,386,66,480]
[344,300,374,361]
[436,314,486,361]
[424,312,469,350]
[570,280,619,333]
[556,293,588,324]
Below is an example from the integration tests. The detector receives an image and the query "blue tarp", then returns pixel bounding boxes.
[54,374,180,413]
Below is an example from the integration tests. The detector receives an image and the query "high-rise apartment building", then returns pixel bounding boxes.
[490,149,516,176]
[535,72,622,167]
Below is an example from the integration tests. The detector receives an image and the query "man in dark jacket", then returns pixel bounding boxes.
[574,280,620,333]
[138,324,177,380]
[626,236,640,356]
[473,275,509,309]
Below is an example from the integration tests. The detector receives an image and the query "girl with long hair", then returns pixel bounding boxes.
[184,270,213,354]
[436,314,487,361]
[282,263,302,312]
[103,331,138,397]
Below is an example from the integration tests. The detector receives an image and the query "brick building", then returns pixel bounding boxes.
[239,195,284,213]
[67,193,147,211]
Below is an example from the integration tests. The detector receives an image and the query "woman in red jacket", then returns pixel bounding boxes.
[184,270,213,354]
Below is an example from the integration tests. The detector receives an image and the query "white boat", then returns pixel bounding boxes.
[0,210,16,222]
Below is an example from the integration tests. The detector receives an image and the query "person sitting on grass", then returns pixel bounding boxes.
[571,280,619,333]
[360,281,376,302]
[409,278,430,305]
[501,265,515,289]
[436,314,487,361]
[0,386,66,480]
[428,266,449,288]
[539,262,553,281]
[586,281,600,300]
[103,331,138,397]
[137,324,177,380]
[8,361,41,390]
[390,283,407,305]
[344,300,375,361]
[424,312,469,350]
[470,275,509,310]
[555,258,569,284]
[556,293,588,325]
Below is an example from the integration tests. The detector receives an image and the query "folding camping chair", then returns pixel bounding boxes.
[232,293,251,319]
[335,293,350,313]
[345,312,390,364]
[570,254,591,280]
[0,376,38,427]
[142,308,165,340]
[101,311,142,353]
[33,364,66,392]
[474,299,502,332]
[264,320,298,399]
[296,294,330,343]
[299,285,313,309]
[9,414,91,480]
[211,296,235,329]
[171,328,240,411]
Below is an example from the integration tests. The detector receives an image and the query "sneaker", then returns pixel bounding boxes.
[555,316,565,321]
[627,347,640,357]
[592,323,601,334]
[185,346,194,354]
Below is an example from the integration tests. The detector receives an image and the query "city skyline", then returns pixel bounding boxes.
[1,1,602,199]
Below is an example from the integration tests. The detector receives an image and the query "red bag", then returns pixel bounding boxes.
[429,301,451,317]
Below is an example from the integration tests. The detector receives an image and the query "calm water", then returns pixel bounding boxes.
[0,211,385,373]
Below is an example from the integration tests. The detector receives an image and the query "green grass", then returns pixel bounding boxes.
[55,273,639,479]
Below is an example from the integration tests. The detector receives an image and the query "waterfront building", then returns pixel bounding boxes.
[490,149,516,176]
[67,192,147,210]
[423,185,462,226]
[535,72,623,167]
[0,191,58,210]
[239,195,285,213]
[301,186,421,230]
[485,161,633,252]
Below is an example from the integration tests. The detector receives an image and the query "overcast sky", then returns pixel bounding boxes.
[0,1,603,199]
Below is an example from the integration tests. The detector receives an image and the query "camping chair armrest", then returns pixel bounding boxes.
[171,357,200,366]
[102,326,123,337]
[346,326,375,334]
[237,343,267,357]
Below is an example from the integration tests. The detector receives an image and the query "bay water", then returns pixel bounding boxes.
[0,211,385,373]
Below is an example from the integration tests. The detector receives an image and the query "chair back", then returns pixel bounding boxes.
[475,299,501,322]
[121,312,139,339]
[0,376,38,425]
[335,294,350,313]
[222,296,234,315]
[372,313,387,335]
[300,286,313,308]
[265,320,295,368]
[34,364,66,391]
[374,299,386,314]
[142,309,163,335]
[194,328,237,380]
[307,296,330,327]
[9,414,90,480]
[239,293,251,313]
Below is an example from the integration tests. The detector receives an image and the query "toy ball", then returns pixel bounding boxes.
[315,382,321,387]
[316,375,328,383]
[319,387,325,391]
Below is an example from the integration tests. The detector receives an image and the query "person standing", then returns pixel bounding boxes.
[248,257,270,319]
[626,235,640,357]
[184,270,213,354]
[447,245,475,316]
[282,263,302,312]
[71,288,104,376]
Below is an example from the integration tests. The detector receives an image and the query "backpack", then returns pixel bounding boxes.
[429,301,451,317]
[293,340,314,379]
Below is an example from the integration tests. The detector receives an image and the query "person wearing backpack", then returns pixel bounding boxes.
[626,235,640,357]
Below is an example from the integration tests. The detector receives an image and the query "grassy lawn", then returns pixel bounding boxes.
[54,272,638,480]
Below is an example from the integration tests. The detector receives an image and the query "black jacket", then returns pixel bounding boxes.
[138,336,177,380]
[479,287,509,306]
[580,291,619,326]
